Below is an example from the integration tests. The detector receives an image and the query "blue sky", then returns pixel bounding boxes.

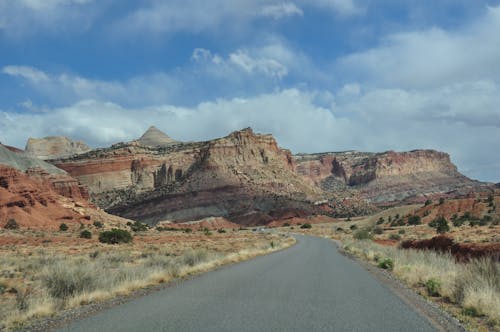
[1,0,500,182]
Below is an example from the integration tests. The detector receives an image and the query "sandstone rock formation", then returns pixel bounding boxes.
[294,150,485,204]
[26,136,91,160]
[158,217,240,231]
[46,127,488,224]
[54,128,325,225]
[136,126,177,147]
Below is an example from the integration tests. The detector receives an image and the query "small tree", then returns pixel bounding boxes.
[376,217,385,225]
[439,197,445,205]
[59,223,69,231]
[424,199,432,206]
[4,219,19,230]
[408,215,422,226]
[79,230,92,239]
[99,229,132,244]
[430,216,449,234]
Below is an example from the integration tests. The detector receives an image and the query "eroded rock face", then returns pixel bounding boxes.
[54,128,323,225]
[0,165,91,230]
[294,150,484,203]
[136,126,177,147]
[26,136,91,160]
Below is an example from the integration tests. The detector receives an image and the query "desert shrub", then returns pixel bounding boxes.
[423,210,430,217]
[389,234,401,241]
[373,226,383,235]
[439,197,445,205]
[93,221,103,228]
[129,221,149,232]
[204,230,213,236]
[452,218,465,227]
[4,218,19,230]
[426,278,441,296]
[353,228,372,240]
[424,199,432,206]
[429,216,449,234]
[398,229,406,234]
[98,229,132,244]
[184,228,193,233]
[462,307,482,317]
[59,223,69,231]
[376,217,384,225]
[408,215,421,226]
[283,223,290,227]
[79,230,92,239]
[42,263,97,299]
[300,223,312,229]
[349,224,357,230]
[217,229,226,233]
[182,249,209,267]
[336,227,344,232]
[377,258,394,270]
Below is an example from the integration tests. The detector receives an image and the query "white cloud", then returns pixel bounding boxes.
[0,0,100,37]
[2,65,179,106]
[299,0,362,16]
[3,66,50,83]
[337,6,500,88]
[260,3,303,20]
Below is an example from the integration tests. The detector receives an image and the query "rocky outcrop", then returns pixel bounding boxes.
[294,150,485,203]
[158,217,239,231]
[54,128,324,225]
[0,165,91,230]
[26,136,91,160]
[0,144,88,200]
[135,126,177,147]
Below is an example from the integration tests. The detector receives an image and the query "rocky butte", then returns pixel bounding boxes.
[34,126,489,226]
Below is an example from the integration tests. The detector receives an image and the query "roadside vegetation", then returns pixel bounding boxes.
[0,228,294,331]
[342,239,499,329]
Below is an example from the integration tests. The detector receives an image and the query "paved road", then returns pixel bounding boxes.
[58,236,437,332]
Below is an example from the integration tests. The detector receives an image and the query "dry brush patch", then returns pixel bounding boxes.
[0,229,294,331]
[342,239,500,330]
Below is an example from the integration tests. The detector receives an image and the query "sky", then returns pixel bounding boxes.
[0,0,499,182]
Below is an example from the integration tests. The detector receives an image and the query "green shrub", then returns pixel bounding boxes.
[377,258,394,270]
[182,249,209,267]
[424,199,432,206]
[283,223,290,227]
[217,229,226,233]
[439,197,445,205]
[408,215,421,226]
[389,234,401,241]
[336,227,344,232]
[129,221,149,232]
[398,229,405,235]
[429,216,450,234]
[353,228,372,240]
[300,223,312,229]
[425,278,441,296]
[376,217,385,225]
[462,307,482,317]
[79,230,92,239]
[98,229,132,244]
[93,221,103,228]
[452,218,464,227]
[59,223,69,231]
[4,218,19,230]
[349,224,357,230]
[373,226,383,235]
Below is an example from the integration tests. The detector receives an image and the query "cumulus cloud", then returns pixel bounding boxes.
[337,6,500,88]
[260,3,303,20]
[0,0,100,37]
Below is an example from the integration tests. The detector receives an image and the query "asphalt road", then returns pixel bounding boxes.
[58,236,438,332]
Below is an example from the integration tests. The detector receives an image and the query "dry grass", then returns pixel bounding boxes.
[343,239,500,329]
[0,230,294,331]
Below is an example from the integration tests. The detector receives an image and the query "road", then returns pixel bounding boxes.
[58,236,438,332]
